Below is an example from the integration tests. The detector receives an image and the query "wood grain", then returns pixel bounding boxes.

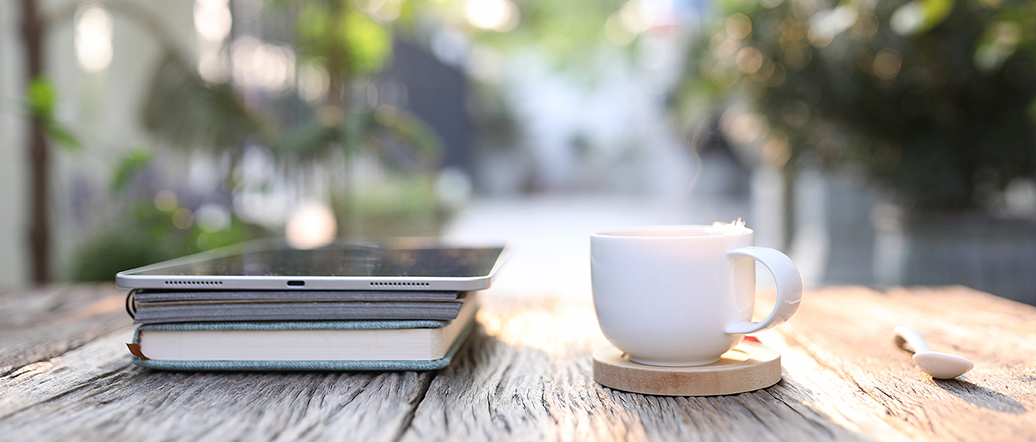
[761,286,1036,441]
[0,360,433,442]
[399,296,869,442]
[398,288,1036,441]
[592,341,782,396]
[0,285,432,442]
[0,328,134,419]
[0,284,131,375]
[1,285,1034,441]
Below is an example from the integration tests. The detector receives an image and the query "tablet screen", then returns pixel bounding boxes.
[128,242,505,278]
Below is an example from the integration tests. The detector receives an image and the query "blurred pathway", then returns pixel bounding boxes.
[442,195,750,298]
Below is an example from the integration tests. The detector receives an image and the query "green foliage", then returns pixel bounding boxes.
[92,0,451,280]
[27,77,80,150]
[272,106,441,170]
[342,11,392,73]
[473,0,627,70]
[142,0,441,163]
[71,200,258,282]
[69,0,455,283]
[142,54,263,151]
[44,124,80,150]
[343,175,441,216]
[70,226,180,283]
[919,0,955,31]
[110,148,153,192]
[680,0,1036,209]
[73,146,260,281]
[274,118,340,158]
[293,0,394,76]
[334,174,448,237]
[378,108,443,157]
[27,78,56,117]
[297,2,330,41]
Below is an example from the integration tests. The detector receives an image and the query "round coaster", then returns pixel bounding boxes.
[592,340,782,396]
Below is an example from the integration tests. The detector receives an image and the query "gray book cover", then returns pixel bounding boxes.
[133,300,465,324]
[129,291,469,324]
[132,290,464,302]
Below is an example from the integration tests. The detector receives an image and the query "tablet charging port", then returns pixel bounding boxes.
[287,280,305,286]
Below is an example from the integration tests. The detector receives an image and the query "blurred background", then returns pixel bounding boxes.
[2,0,1035,304]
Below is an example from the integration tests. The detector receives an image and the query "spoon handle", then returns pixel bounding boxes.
[894,326,932,353]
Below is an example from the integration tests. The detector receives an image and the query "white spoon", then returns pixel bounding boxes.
[894,326,974,379]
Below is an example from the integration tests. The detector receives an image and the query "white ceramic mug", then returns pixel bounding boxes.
[591,224,802,366]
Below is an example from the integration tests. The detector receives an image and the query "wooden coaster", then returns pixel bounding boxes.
[592,340,782,396]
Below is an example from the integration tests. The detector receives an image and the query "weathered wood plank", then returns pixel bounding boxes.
[0,368,433,442]
[0,285,434,442]
[2,285,1034,441]
[0,284,131,375]
[0,328,135,419]
[399,296,877,442]
[401,288,1036,441]
[0,326,434,442]
[765,286,1036,441]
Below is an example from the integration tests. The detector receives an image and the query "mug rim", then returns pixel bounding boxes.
[592,224,753,238]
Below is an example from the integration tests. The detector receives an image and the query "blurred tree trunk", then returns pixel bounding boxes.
[20,0,49,283]
[325,1,350,112]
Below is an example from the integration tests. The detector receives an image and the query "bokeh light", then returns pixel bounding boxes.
[465,0,520,32]
[75,4,113,72]
[154,191,178,212]
[297,61,330,103]
[231,37,296,91]
[194,0,232,42]
[286,203,338,250]
[736,47,763,74]
[363,0,403,23]
[872,49,902,80]
[725,14,752,39]
[195,204,231,232]
[172,208,195,230]
[890,1,925,36]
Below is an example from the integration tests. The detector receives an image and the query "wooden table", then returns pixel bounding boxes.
[1,284,1034,441]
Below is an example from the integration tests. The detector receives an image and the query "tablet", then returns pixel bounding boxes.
[115,239,508,291]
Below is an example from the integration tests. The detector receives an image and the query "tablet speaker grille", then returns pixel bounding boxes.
[164,280,223,287]
[370,282,430,287]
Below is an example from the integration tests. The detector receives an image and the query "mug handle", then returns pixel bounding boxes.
[724,246,803,335]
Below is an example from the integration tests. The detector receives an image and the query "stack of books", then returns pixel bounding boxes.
[124,288,479,371]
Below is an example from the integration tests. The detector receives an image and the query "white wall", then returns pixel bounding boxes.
[0,0,195,287]
[0,0,29,288]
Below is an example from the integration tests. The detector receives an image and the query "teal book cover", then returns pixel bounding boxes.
[128,313,477,371]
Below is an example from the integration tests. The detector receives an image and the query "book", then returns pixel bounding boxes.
[129,290,467,324]
[127,294,479,371]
